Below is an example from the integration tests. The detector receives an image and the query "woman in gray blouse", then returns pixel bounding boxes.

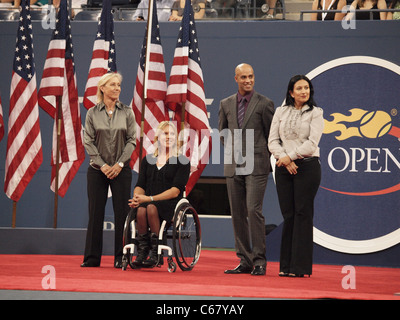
[268,75,324,278]
[81,72,136,268]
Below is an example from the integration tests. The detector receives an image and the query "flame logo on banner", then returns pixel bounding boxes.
[324,108,400,140]
[322,108,400,196]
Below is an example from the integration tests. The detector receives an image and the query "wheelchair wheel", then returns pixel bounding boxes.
[172,201,201,271]
[122,208,137,270]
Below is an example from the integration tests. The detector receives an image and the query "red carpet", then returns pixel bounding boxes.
[0,250,399,300]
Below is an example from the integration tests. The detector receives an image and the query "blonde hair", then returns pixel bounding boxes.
[153,121,181,157]
[96,72,123,104]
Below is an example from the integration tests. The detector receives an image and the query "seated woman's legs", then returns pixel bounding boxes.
[136,207,148,234]
[143,204,162,266]
[134,205,162,267]
[132,207,150,266]
[146,204,160,235]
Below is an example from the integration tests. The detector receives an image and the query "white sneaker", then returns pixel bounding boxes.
[262,13,275,19]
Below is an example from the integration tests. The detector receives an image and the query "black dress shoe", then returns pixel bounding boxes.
[224,265,253,274]
[251,265,266,276]
[114,260,123,268]
[80,261,100,267]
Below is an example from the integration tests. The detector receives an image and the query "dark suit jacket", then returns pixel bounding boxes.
[219,91,274,177]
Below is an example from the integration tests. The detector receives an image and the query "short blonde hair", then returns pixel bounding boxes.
[96,72,123,104]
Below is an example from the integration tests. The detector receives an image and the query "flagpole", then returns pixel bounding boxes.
[12,201,17,228]
[53,95,62,229]
[139,100,145,173]
[138,0,154,172]
[180,102,186,131]
[180,4,188,133]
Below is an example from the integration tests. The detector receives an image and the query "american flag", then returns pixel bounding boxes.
[38,0,85,197]
[83,0,116,110]
[166,0,212,195]
[4,0,43,202]
[130,0,168,172]
[0,94,4,142]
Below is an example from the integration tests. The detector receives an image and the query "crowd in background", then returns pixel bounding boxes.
[1,0,399,21]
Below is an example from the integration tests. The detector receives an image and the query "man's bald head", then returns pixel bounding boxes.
[235,63,255,95]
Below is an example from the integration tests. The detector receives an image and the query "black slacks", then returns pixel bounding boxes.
[275,157,321,275]
[83,166,132,265]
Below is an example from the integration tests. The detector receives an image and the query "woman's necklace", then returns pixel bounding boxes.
[104,100,116,116]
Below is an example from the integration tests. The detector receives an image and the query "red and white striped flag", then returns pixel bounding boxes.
[166,0,212,195]
[38,0,85,197]
[83,0,116,110]
[0,94,4,142]
[130,0,168,172]
[4,0,43,202]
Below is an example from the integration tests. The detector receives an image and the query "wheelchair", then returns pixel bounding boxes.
[121,198,201,272]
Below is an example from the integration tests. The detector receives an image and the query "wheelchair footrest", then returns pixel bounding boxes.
[122,244,135,254]
[158,244,173,256]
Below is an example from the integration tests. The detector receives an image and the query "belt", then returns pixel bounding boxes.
[89,163,101,170]
[294,156,319,164]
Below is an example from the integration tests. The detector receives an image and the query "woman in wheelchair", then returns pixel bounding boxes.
[128,121,190,267]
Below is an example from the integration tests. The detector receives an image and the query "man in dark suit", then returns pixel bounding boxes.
[219,63,274,275]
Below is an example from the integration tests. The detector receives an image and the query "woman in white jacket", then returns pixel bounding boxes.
[268,75,324,278]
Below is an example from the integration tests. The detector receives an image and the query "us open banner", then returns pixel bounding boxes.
[309,56,400,254]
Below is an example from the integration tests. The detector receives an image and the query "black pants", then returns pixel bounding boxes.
[83,166,132,265]
[275,157,321,275]
[226,174,269,268]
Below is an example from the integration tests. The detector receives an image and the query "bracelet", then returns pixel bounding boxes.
[150,196,154,202]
